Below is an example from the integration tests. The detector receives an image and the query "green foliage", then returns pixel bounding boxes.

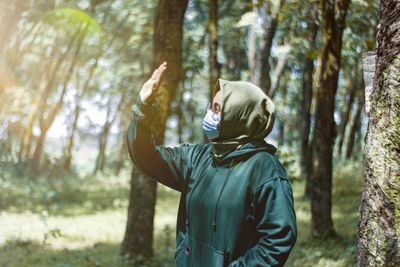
[285,160,363,267]
[0,160,363,267]
[43,7,104,37]
[0,166,129,215]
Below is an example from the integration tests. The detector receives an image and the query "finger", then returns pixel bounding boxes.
[155,65,167,83]
[150,62,166,80]
[150,68,159,80]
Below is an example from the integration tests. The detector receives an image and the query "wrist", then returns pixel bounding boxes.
[136,93,153,114]
[139,91,156,106]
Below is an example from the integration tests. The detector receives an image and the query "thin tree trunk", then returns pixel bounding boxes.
[268,47,289,99]
[0,0,26,53]
[114,130,127,176]
[208,0,221,103]
[344,72,365,160]
[301,60,315,199]
[32,25,87,174]
[295,5,319,199]
[300,18,318,199]
[249,0,284,96]
[176,89,185,144]
[19,30,80,161]
[344,95,363,160]
[278,70,289,146]
[63,99,80,170]
[336,63,359,158]
[63,60,97,170]
[64,8,127,171]
[356,2,400,261]
[310,0,350,238]
[93,98,118,174]
[121,0,188,258]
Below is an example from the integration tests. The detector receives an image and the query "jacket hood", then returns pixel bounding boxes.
[209,79,276,163]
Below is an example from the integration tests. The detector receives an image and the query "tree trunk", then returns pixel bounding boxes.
[176,89,185,144]
[63,101,80,171]
[31,25,87,174]
[300,19,318,199]
[208,0,221,103]
[114,131,127,176]
[123,167,158,258]
[344,75,365,160]
[93,98,117,174]
[63,60,97,170]
[336,63,359,158]
[278,70,289,146]
[310,0,350,238]
[0,0,26,53]
[249,0,284,95]
[19,29,80,162]
[300,57,314,199]
[121,0,188,258]
[63,4,121,171]
[356,2,400,262]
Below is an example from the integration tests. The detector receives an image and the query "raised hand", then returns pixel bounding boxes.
[139,62,167,104]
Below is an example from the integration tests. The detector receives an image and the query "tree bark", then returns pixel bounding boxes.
[344,74,365,160]
[310,0,350,238]
[0,0,26,53]
[93,98,118,174]
[278,69,289,146]
[249,0,285,95]
[31,24,87,174]
[207,0,221,103]
[19,29,79,162]
[300,13,318,199]
[63,59,97,170]
[356,1,400,263]
[63,95,81,170]
[63,3,121,171]
[336,61,361,158]
[121,0,188,258]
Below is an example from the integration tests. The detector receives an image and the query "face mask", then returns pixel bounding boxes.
[202,109,221,140]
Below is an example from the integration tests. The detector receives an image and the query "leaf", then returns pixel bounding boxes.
[42,7,104,40]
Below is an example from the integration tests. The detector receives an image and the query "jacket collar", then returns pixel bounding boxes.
[210,140,277,165]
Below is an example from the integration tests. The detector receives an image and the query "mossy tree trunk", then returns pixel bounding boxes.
[356,1,400,265]
[310,0,350,238]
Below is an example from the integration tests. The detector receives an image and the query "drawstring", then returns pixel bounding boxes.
[212,159,235,232]
[186,160,211,228]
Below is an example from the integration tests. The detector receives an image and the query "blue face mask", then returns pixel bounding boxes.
[202,109,221,140]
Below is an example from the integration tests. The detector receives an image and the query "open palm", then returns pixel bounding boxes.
[139,62,167,104]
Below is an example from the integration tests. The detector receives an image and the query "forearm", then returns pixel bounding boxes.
[126,95,182,191]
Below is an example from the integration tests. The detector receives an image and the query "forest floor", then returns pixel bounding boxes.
[0,161,362,267]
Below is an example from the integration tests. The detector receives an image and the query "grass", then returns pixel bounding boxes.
[0,160,363,266]
[285,160,363,267]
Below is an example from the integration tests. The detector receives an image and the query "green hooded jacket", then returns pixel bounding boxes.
[127,79,297,266]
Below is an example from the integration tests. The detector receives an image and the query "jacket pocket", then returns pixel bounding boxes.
[174,236,186,259]
[187,236,226,267]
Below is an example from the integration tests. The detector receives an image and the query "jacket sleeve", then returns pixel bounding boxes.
[228,177,297,267]
[126,94,192,192]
